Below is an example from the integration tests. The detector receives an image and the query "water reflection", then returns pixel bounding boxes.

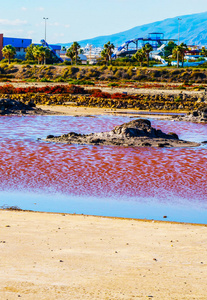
[1,191,207,224]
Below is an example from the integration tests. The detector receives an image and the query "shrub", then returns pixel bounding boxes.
[108,83,119,87]
[39,77,52,82]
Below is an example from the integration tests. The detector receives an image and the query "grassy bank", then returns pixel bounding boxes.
[1,64,207,84]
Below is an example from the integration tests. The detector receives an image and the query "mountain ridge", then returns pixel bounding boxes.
[60,11,207,48]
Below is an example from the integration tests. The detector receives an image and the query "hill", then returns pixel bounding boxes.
[60,11,207,48]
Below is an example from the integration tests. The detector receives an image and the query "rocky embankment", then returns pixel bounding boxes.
[176,106,207,123]
[44,119,199,148]
[0,98,58,115]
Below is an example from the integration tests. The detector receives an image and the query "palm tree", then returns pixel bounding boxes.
[172,43,188,67]
[25,44,36,61]
[101,48,109,65]
[133,49,145,67]
[71,42,81,65]
[31,46,40,64]
[102,41,114,65]
[66,48,75,65]
[33,46,50,65]
[142,44,153,67]
[106,42,115,64]
[2,45,16,64]
[172,46,181,67]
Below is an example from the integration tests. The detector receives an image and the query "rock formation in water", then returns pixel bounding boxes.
[0,98,54,115]
[44,119,200,148]
[176,106,207,123]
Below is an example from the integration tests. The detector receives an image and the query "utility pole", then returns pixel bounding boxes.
[177,18,182,68]
[43,17,48,42]
[89,44,92,64]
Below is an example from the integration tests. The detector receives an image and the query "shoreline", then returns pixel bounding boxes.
[37,104,179,119]
[0,209,206,299]
[1,208,206,226]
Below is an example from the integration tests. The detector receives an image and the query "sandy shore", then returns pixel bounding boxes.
[37,105,177,119]
[0,210,206,299]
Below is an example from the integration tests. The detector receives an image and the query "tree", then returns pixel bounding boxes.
[102,41,114,65]
[33,45,50,64]
[172,43,188,67]
[2,45,16,64]
[25,44,36,61]
[201,47,207,57]
[26,44,57,64]
[133,49,145,67]
[71,42,81,65]
[101,48,109,65]
[142,44,153,67]
[66,48,75,65]
[164,41,177,57]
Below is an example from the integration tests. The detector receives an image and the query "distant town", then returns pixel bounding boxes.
[1,31,207,68]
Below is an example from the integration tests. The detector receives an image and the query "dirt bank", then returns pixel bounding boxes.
[0,210,206,300]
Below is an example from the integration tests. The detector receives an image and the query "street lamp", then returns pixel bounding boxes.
[43,17,48,42]
[177,18,182,68]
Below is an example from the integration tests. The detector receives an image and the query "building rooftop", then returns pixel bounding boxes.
[3,37,32,48]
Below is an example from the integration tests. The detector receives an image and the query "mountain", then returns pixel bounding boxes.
[60,11,207,48]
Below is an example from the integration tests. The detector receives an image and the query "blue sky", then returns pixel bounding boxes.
[1,0,207,44]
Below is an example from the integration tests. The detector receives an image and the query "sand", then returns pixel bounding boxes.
[37,104,176,119]
[0,210,206,299]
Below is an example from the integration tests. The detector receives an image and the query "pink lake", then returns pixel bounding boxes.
[0,115,206,223]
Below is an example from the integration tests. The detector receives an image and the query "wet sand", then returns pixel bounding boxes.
[0,210,206,299]
[37,104,176,119]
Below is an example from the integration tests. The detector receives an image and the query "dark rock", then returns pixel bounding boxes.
[43,119,200,148]
[47,135,55,139]
[168,132,179,139]
[0,98,56,115]
[158,143,167,147]
[192,111,199,117]
[142,142,152,147]
[90,138,104,144]
[176,106,207,123]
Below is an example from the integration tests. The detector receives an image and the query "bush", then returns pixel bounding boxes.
[54,77,66,82]
[39,77,52,82]
[0,58,22,64]
[21,60,38,65]
[108,83,119,87]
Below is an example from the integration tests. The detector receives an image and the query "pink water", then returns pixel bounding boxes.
[0,115,206,222]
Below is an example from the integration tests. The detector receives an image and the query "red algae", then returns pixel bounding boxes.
[0,116,206,206]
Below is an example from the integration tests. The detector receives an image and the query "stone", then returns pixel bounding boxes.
[192,111,199,117]
[46,135,55,139]
[44,119,200,148]
[176,106,207,123]
[0,98,60,116]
